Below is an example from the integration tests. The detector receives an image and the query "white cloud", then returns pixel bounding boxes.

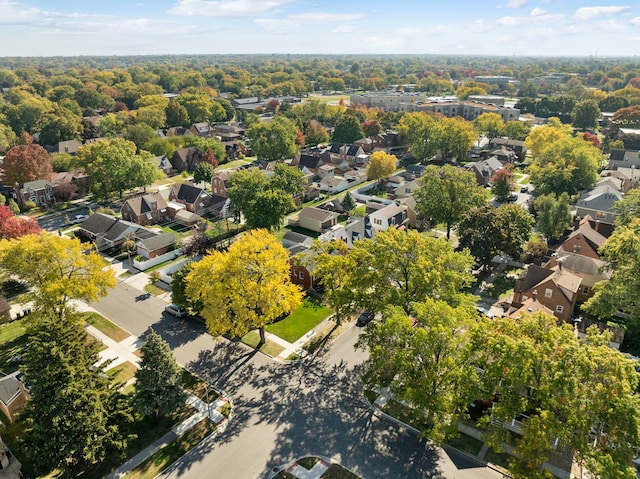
[506,0,527,7]
[574,6,630,21]
[288,12,365,22]
[167,0,298,17]
[497,16,526,26]
[631,16,640,25]
[530,7,546,16]
[332,25,357,34]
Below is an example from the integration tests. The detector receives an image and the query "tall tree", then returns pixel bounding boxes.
[193,162,215,187]
[304,119,329,146]
[491,168,515,203]
[503,120,531,141]
[0,234,116,320]
[473,112,504,142]
[397,112,439,162]
[533,192,572,243]
[357,301,478,443]
[610,104,640,132]
[76,138,162,200]
[311,228,475,322]
[186,229,303,345]
[247,116,298,162]
[1,144,53,185]
[341,191,356,214]
[436,116,477,162]
[571,99,601,130]
[0,206,41,239]
[367,151,397,181]
[21,311,128,477]
[332,113,365,144]
[470,313,640,479]
[414,165,486,239]
[133,328,186,419]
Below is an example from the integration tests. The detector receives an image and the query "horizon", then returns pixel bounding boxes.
[0,0,639,57]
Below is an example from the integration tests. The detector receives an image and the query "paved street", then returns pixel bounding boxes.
[91,282,503,479]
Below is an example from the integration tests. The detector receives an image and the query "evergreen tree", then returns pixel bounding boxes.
[341,191,356,213]
[21,311,127,477]
[133,328,186,419]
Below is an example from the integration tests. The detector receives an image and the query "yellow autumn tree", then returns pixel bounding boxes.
[367,151,397,181]
[186,229,303,344]
[0,234,116,319]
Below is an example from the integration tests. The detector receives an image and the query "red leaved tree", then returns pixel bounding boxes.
[1,144,53,185]
[0,206,41,239]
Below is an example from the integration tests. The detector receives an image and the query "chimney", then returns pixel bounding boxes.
[532,289,537,301]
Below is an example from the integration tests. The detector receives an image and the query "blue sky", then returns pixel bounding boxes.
[0,0,638,57]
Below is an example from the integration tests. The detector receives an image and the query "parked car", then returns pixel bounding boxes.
[70,214,88,224]
[506,193,518,202]
[356,311,375,327]
[165,303,188,317]
[520,185,529,193]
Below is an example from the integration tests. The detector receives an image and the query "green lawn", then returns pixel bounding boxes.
[0,318,28,374]
[447,433,484,456]
[83,311,130,342]
[106,361,137,385]
[144,283,167,296]
[181,368,218,402]
[241,331,285,357]
[265,298,331,343]
[216,159,251,170]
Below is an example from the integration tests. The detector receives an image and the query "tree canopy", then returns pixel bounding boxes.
[367,151,397,181]
[533,192,572,243]
[0,143,53,185]
[332,113,365,144]
[247,115,298,162]
[0,205,41,239]
[414,165,486,239]
[186,229,303,344]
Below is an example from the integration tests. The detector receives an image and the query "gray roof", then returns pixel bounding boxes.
[298,206,340,222]
[137,232,177,252]
[282,231,314,248]
[0,375,21,405]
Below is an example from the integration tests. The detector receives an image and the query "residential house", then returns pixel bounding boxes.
[465,156,504,187]
[0,372,29,423]
[294,154,324,174]
[543,251,612,303]
[292,206,339,233]
[575,185,623,225]
[121,192,170,226]
[368,201,409,233]
[51,168,88,199]
[393,179,420,199]
[555,218,608,260]
[166,126,193,137]
[343,169,368,186]
[288,248,320,292]
[489,138,527,159]
[604,167,640,191]
[511,265,582,322]
[151,155,173,176]
[486,147,516,164]
[353,137,374,153]
[207,193,231,219]
[405,164,427,179]
[189,122,213,137]
[136,232,177,260]
[169,182,212,215]
[14,179,56,208]
[317,164,335,179]
[77,213,154,251]
[318,216,374,248]
[318,176,350,194]
[373,131,399,149]
[170,147,201,172]
[211,170,234,197]
[282,231,314,250]
[608,149,640,169]
[212,123,246,141]
[51,139,83,155]
[398,196,423,229]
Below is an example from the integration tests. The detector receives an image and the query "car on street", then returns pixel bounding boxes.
[356,311,375,327]
[506,193,518,202]
[165,303,188,317]
[70,214,89,224]
[520,185,529,193]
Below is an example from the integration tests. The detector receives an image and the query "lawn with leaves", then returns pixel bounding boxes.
[83,311,130,342]
[265,298,330,343]
[241,331,285,357]
[0,318,28,374]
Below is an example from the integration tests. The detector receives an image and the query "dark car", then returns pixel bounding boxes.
[507,193,518,202]
[520,185,529,193]
[356,311,375,327]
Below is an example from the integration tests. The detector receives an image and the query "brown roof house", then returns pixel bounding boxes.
[511,264,582,322]
[556,218,607,260]
[290,206,339,234]
[368,201,409,233]
[543,252,612,303]
[0,371,29,423]
[170,147,202,172]
[14,179,56,208]
[211,170,234,197]
[135,232,177,260]
[168,182,212,215]
[121,192,170,226]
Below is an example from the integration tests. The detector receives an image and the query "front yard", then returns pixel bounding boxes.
[265,298,331,343]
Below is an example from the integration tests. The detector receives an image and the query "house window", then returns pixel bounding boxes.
[545,288,553,298]
[582,286,590,295]
[596,211,606,219]
[299,271,304,280]
[293,270,298,278]
[556,305,564,313]
[374,218,382,225]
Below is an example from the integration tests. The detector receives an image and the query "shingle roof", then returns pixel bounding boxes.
[0,375,20,406]
[171,182,210,205]
[298,206,339,222]
[137,232,176,252]
[123,193,168,216]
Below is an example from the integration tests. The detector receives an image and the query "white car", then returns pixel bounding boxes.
[70,214,88,224]
[165,303,188,317]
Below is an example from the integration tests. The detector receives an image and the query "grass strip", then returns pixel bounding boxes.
[83,311,130,342]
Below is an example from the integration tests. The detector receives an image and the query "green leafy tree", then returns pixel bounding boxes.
[304,119,329,146]
[414,165,486,239]
[473,112,504,142]
[37,104,82,146]
[170,263,203,313]
[193,162,215,187]
[610,104,640,132]
[124,123,156,152]
[470,313,640,479]
[613,187,640,226]
[311,228,475,322]
[0,124,18,153]
[397,112,439,162]
[21,311,128,477]
[165,99,190,128]
[76,138,162,200]
[436,116,477,162]
[357,301,478,443]
[491,168,515,203]
[571,99,601,130]
[247,116,299,162]
[533,192,572,242]
[133,329,186,419]
[186,229,303,345]
[332,113,365,144]
[503,120,531,141]
[341,191,356,213]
